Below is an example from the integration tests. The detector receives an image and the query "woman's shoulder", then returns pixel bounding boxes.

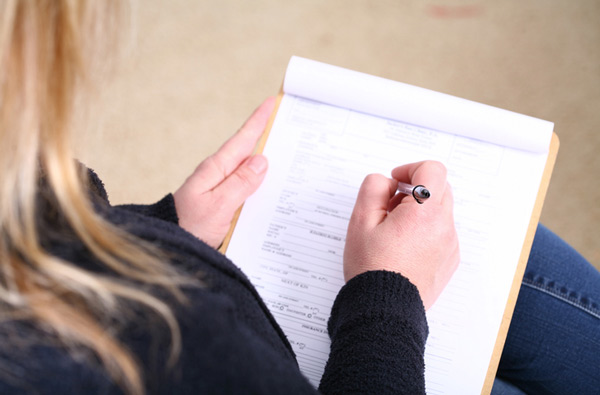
[0,322,122,394]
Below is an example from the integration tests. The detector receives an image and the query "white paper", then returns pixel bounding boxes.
[284,56,553,153]
[226,58,553,394]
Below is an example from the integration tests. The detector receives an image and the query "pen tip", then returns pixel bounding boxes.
[422,189,430,198]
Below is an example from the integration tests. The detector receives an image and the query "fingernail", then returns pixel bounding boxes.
[247,155,268,174]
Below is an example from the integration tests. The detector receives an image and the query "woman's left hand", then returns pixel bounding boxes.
[173,98,275,248]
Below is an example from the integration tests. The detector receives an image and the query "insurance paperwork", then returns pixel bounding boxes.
[225,56,556,394]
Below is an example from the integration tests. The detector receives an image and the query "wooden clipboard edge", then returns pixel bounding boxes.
[481,132,560,394]
[219,90,285,254]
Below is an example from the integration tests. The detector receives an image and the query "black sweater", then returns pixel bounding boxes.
[0,170,428,394]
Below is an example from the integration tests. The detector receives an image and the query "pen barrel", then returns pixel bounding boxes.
[396,182,416,196]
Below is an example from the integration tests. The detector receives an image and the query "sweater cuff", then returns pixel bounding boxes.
[115,194,180,225]
[328,270,428,342]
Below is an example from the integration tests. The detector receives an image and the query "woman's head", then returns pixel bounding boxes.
[0,2,188,394]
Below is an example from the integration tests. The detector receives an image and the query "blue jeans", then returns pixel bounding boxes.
[491,224,600,395]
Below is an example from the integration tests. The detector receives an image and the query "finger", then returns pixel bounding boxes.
[349,174,398,231]
[194,97,276,188]
[209,154,269,218]
[390,161,424,182]
[392,161,448,205]
[215,97,276,170]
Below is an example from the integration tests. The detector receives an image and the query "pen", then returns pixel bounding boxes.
[397,182,431,204]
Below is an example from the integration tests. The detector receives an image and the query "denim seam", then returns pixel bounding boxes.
[522,279,600,320]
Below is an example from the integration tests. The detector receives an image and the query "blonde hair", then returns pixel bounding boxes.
[0,1,193,394]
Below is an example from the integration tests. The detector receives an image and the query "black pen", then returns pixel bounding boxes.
[397,182,430,204]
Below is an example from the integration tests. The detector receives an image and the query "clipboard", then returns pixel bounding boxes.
[221,57,559,393]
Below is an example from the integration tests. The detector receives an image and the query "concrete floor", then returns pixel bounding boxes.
[78,0,600,270]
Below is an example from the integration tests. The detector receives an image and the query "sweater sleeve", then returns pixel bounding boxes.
[83,166,180,225]
[115,194,180,225]
[319,270,428,395]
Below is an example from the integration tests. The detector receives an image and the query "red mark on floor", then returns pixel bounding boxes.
[427,4,484,19]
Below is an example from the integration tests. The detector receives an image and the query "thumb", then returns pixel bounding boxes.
[213,154,268,214]
[349,174,398,231]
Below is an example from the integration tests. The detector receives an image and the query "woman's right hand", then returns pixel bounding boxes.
[343,161,460,310]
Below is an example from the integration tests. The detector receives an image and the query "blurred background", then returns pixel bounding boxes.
[78,0,600,269]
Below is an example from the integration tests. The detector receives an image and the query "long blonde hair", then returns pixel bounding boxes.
[0,1,192,394]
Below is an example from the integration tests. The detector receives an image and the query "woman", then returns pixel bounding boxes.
[1,2,598,394]
[0,2,457,394]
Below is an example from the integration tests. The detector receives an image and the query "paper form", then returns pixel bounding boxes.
[226,58,553,394]
[283,56,553,153]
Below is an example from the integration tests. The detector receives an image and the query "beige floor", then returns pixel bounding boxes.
[78,0,600,269]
